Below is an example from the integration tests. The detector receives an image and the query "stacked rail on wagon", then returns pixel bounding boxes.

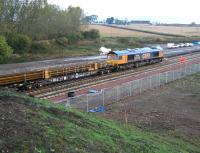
[0,61,107,86]
[0,71,44,85]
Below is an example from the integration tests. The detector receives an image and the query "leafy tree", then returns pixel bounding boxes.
[114,19,127,25]
[106,17,114,24]
[6,33,32,53]
[82,29,100,39]
[0,36,13,60]
[85,15,98,24]
[0,0,84,40]
[67,32,83,44]
[16,34,32,52]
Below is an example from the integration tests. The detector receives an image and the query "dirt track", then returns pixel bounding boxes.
[99,73,200,144]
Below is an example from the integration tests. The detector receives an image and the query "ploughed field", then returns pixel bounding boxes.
[86,24,200,37]
[85,25,160,37]
[99,73,200,145]
[127,24,200,36]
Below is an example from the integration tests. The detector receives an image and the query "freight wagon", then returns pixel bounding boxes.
[0,61,107,90]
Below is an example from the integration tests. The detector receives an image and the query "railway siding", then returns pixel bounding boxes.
[29,53,200,102]
[62,57,200,111]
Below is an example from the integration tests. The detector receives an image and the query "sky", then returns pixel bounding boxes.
[48,0,200,24]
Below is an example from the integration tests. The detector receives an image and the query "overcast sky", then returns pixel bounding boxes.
[48,0,200,24]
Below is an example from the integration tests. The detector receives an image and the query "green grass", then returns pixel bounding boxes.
[0,90,200,153]
[4,43,101,63]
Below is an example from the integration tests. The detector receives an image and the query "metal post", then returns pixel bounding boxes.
[184,63,187,76]
[102,89,105,106]
[172,68,175,81]
[195,64,198,73]
[65,98,71,108]
[159,73,161,86]
[149,76,152,89]
[165,72,168,84]
[129,82,132,96]
[86,94,89,112]
[139,79,142,93]
[199,63,200,72]
[117,86,119,101]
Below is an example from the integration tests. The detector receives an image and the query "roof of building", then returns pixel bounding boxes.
[109,47,161,56]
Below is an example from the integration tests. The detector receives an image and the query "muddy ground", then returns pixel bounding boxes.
[99,73,200,144]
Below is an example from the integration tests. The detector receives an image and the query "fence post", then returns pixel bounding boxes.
[190,65,193,74]
[149,76,152,89]
[186,65,189,76]
[129,82,132,96]
[184,63,187,76]
[172,68,175,81]
[195,64,198,73]
[102,89,105,106]
[159,73,161,86]
[170,65,173,81]
[117,86,119,101]
[165,72,168,84]
[199,63,200,72]
[139,79,142,94]
[65,98,71,108]
[86,94,89,112]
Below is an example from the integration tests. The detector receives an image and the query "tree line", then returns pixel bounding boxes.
[0,0,84,40]
[0,0,100,63]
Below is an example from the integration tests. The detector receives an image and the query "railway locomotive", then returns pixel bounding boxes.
[107,47,164,69]
[0,47,164,90]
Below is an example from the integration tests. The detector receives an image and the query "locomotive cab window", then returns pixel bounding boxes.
[128,55,135,61]
[108,54,118,60]
[153,52,159,57]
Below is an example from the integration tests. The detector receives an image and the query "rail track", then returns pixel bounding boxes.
[27,52,200,100]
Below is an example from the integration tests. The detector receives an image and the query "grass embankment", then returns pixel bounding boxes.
[6,42,101,63]
[0,91,200,153]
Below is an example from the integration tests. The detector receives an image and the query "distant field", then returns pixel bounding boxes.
[84,24,200,37]
[127,24,200,36]
[84,25,161,37]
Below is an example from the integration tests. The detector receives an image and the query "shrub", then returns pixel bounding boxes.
[117,37,129,44]
[17,34,32,51]
[6,33,32,53]
[67,32,83,44]
[128,41,142,48]
[0,36,13,63]
[82,29,100,39]
[31,40,52,52]
[55,37,69,46]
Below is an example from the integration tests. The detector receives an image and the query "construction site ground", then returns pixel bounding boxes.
[99,73,200,145]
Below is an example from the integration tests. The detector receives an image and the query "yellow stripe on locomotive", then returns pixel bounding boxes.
[107,54,128,66]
